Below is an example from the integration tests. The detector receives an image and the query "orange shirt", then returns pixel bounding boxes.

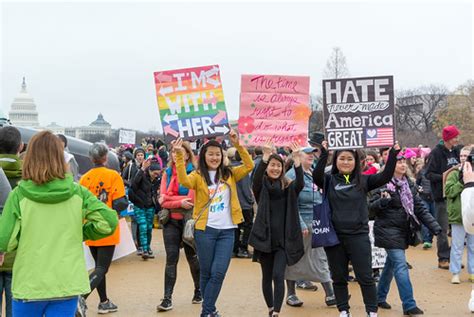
[80,167,125,246]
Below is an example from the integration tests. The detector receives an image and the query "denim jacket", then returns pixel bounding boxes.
[286,167,322,230]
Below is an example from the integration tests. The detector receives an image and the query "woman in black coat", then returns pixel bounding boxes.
[369,155,441,316]
[249,141,304,317]
[129,158,162,259]
[313,142,400,317]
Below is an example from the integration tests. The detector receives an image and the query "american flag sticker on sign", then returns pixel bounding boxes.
[366,128,394,146]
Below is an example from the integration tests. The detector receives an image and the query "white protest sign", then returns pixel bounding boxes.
[119,130,136,144]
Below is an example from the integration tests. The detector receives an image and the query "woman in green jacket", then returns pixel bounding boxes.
[446,146,474,284]
[0,131,118,317]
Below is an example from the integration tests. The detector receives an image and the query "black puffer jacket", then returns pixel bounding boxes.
[130,169,161,209]
[369,178,441,250]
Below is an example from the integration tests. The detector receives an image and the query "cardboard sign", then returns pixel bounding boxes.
[369,220,387,268]
[154,65,229,142]
[239,74,311,146]
[322,76,395,150]
[84,218,136,270]
[119,130,136,144]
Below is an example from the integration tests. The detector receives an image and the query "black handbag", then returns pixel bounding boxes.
[407,213,423,247]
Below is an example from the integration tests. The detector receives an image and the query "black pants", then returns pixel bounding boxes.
[259,249,287,313]
[233,208,254,252]
[86,245,115,303]
[325,234,377,313]
[162,219,200,298]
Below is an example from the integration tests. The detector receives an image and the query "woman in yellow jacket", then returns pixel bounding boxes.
[173,130,254,317]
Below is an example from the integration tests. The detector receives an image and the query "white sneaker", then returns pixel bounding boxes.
[340,311,351,317]
[451,274,461,284]
[368,313,378,317]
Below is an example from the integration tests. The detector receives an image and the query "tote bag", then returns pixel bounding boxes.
[312,178,340,248]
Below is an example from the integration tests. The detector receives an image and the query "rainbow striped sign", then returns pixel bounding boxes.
[154,65,229,142]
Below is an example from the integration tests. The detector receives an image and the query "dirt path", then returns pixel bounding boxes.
[85,228,473,317]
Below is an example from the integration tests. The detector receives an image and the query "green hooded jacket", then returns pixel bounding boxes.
[446,169,463,224]
[0,174,118,300]
[0,154,22,272]
[0,154,22,188]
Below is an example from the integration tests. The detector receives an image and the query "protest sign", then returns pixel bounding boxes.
[119,129,136,144]
[239,74,311,146]
[322,76,395,150]
[84,218,136,270]
[369,220,387,268]
[154,65,229,143]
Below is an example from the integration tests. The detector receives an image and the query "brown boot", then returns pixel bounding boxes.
[438,260,449,270]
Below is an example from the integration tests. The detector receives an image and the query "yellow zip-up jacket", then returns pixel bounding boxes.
[176,143,254,230]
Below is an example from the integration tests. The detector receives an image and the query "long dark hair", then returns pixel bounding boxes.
[198,140,233,185]
[330,149,363,190]
[264,154,291,189]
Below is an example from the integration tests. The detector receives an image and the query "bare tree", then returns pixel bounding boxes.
[395,85,448,134]
[309,94,324,133]
[323,47,350,79]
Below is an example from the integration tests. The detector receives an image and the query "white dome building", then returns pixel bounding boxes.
[9,77,40,128]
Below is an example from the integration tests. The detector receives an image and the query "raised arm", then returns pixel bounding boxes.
[367,145,401,191]
[252,140,273,203]
[290,141,304,194]
[313,143,328,189]
[230,129,254,182]
[173,138,198,190]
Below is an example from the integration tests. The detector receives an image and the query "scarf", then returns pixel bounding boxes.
[386,176,415,218]
[264,178,285,197]
[166,163,193,196]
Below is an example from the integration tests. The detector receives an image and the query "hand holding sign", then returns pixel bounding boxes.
[171,138,185,154]
[392,142,401,152]
[229,129,240,146]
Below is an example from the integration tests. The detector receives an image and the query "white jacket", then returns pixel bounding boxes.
[462,186,474,234]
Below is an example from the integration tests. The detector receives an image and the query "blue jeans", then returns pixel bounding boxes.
[450,224,474,274]
[0,271,12,317]
[12,297,78,317]
[421,199,436,243]
[195,226,235,316]
[377,249,417,312]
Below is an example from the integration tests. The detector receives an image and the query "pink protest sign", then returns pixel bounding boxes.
[239,74,311,146]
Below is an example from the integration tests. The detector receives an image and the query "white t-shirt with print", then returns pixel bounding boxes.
[206,171,236,230]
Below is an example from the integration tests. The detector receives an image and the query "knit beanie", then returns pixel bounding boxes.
[442,125,460,142]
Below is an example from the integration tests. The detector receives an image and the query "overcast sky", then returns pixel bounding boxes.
[1,1,472,132]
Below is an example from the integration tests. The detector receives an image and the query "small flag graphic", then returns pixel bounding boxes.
[366,128,394,146]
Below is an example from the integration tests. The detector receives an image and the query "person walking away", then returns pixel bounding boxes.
[173,129,254,317]
[157,140,201,312]
[426,125,461,269]
[313,141,401,317]
[446,146,474,284]
[79,143,129,316]
[0,167,12,317]
[0,131,118,317]
[0,126,24,317]
[249,141,305,317]
[369,154,441,316]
